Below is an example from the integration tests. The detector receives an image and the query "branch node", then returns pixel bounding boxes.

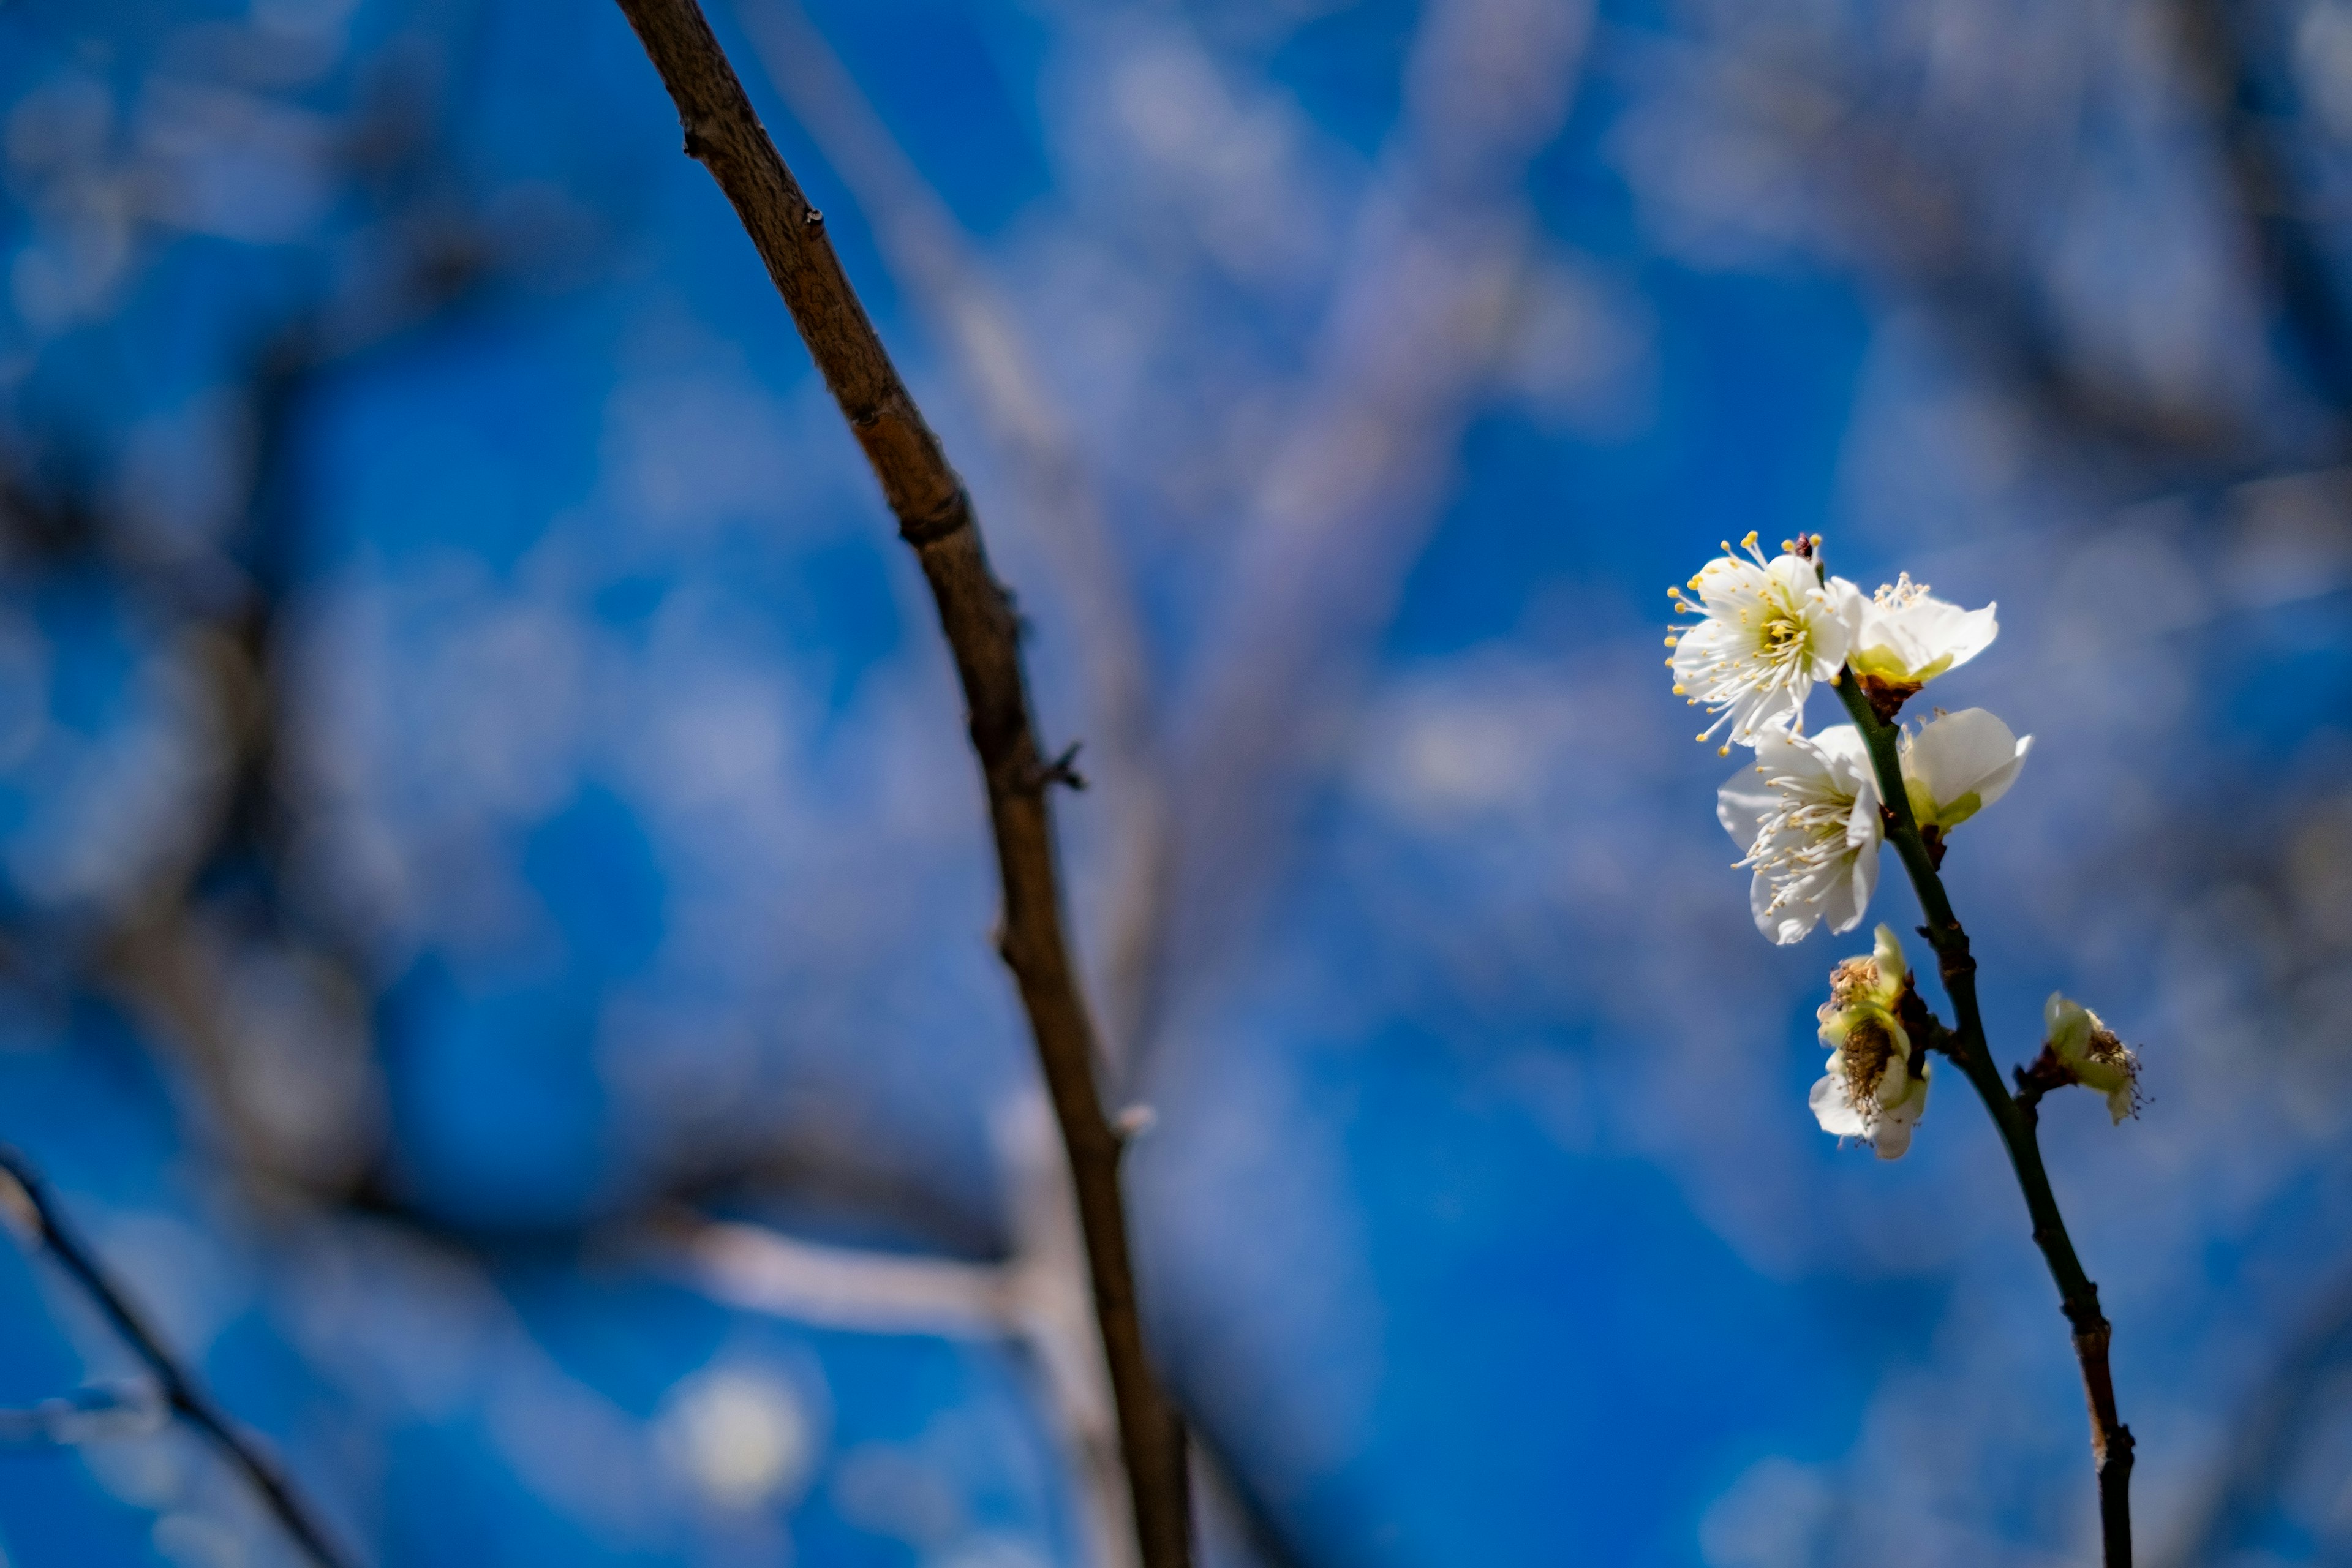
[1020,742,1087,795]
[896,487,973,549]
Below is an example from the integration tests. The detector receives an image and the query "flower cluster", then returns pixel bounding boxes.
[1668,535,2141,1158]
[1668,535,2018,945]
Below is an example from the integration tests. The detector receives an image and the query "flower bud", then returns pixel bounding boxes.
[2044,994,2142,1123]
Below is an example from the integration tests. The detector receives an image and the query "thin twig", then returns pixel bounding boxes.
[0,1147,355,1568]
[605,5,1191,1564]
[1831,676,2134,1566]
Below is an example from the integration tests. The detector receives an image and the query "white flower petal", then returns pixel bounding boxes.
[1850,576,1998,690]
[1901,708,2031,831]
[1809,1074,1868,1137]
[1715,772,1781,853]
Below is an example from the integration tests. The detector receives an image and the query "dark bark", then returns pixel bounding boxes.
[606,4,1193,1563]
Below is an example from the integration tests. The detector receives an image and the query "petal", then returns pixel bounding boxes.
[1810,724,1876,786]
[1820,872,1864,936]
[1693,554,1770,610]
[1842,769,1885,850]
[1938,601,1999,668]
[1752,868,1818,945]
[1871,1110,1917,1160]
[1873,1066,1931,1159]
[1716,771,1780,851]
[1853,591,1997,684]
[1764,552,1822,598]
[1809,1074,1867,1137]
[1971,731,2033,812]
[2043,990,2071,1035]
[1902,708,2024,826]
[1754,727,1830,785]
[1871,924,1909,991]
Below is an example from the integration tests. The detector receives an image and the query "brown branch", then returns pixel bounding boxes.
[727,0,1171,1077]
[0,1148,355,1568]
[605,5,1191,1563]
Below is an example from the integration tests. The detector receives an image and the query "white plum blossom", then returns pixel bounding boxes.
[1899,707,2032,837]
[2045,995,2143,1123]
[1670,534,1862,751]
[1717,725,1883,945]
[1809,924,1931,1159]
[1849,574,1998,709]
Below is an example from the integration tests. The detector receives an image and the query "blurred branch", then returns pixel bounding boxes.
[2168,0,2352,429]
[0,1147,356,1568]
[2162,1264,2352,1567]
[0,1378,167,1446]
[1833,677,2134,1567]
[606,5,1192,1564]
[666,1091,1147,1568]
[1659,27,2266,469]
[1150,0,1593,1028]
[728,0,1170,1077]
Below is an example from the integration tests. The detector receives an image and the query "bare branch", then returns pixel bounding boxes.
[0,1147,356,1568]
[605,5,1191,1562]
[727,0,1170,1078]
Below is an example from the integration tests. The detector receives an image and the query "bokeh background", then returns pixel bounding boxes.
[1,0,2349,1563]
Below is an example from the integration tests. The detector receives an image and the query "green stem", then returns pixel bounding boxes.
[1832,673,2134,1567]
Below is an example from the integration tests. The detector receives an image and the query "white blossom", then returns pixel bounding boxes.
[1670,535,1862,751]
[1717,725,1882,945]
[2045,994,2143,1124]
[1809,924,1931,1159]
[1849,574,1998,707]
[1899,707,2032,835]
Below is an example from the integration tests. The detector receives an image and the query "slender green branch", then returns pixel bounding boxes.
[1832,673,2135,1568]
